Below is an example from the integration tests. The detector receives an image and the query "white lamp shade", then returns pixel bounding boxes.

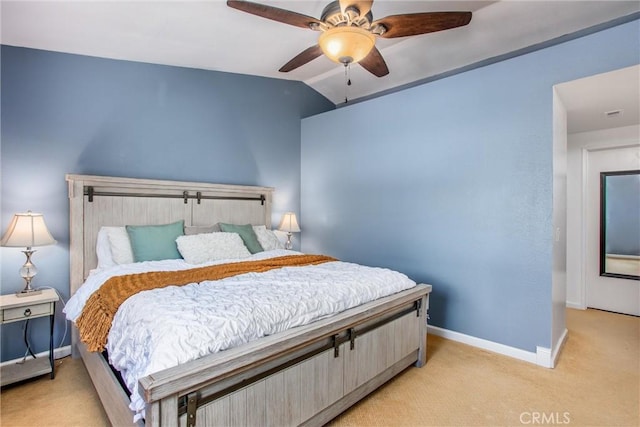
[1,212,57,248]
[278,212,301,233]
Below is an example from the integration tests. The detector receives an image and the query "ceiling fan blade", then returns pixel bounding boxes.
[358,46,389,77]
[227,0,322,30]
[279,45,324,72]
[339,0,373,17]
[373,11,472,38]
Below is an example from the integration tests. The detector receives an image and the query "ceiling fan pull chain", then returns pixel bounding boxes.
[344,63,349,103]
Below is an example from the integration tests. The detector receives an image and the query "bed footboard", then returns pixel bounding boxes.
[140,285,431,427]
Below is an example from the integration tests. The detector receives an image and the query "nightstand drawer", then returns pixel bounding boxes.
[3,302,53,322]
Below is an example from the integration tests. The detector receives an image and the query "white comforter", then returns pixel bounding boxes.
[65,250,416,421]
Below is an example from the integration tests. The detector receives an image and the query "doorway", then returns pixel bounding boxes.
[585,146,640,315]
[560,65,640,316]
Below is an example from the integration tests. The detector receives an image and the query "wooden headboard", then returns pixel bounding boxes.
[66,174,274,296]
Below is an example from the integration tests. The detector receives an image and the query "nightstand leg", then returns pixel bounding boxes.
[23,319,36,358]
[49,302,55,379]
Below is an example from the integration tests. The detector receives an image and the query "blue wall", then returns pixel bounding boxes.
[301,20,640,352]
[0,46,334,361]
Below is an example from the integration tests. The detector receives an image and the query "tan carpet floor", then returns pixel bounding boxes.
[1,308,638,427]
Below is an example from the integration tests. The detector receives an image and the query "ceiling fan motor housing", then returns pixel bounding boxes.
[321,0,372,28]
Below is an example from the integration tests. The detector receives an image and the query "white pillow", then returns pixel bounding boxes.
[176,232,251,264]
[108,227,135,265]
[95,227,117,270]
[95,226,135,268]
[253,225,284,251]
[273,230,289,245]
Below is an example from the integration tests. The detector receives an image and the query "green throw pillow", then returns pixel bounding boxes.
[126,220,185,262]
[219,223,264,254]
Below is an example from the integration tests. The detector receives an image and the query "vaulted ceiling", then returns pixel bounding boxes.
[1,1,639,106]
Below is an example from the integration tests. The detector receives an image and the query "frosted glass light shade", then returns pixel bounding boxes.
[318,26,376,64]
[1,211,57,248]
[278,212,301,233]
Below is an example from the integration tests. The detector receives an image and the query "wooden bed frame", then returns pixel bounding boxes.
[66,174,432,427]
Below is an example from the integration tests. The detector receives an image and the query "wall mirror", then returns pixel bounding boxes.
[600,170,640,280]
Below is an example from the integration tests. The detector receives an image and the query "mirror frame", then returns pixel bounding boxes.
[599,169,640,281]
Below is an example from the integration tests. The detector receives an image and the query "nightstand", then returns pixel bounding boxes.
[0,288,59,386]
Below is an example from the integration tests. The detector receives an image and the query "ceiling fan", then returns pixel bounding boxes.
[227,0,472,77]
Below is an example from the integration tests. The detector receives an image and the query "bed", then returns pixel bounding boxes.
[65,174,432,427]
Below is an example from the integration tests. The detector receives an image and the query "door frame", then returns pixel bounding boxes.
[566,124,639,310]
[576,141,640,310]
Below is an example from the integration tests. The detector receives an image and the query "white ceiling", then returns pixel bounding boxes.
[1,0,638,106]
[556,65,640,134]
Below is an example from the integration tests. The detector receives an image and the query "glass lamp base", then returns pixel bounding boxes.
[16,249,41,297]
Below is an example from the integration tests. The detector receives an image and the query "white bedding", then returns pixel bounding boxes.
[64,250,416,421]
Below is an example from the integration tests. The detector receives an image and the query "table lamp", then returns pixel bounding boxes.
[278,212,301,250]
[1,211,57,297]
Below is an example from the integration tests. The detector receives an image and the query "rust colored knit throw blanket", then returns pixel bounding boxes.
[76,254,337,352]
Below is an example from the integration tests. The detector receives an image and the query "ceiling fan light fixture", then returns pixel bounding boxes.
[318,26,375,64]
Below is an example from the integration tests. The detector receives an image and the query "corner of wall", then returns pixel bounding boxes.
[538,327,568,368]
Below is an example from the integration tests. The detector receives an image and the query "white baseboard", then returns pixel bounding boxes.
[536,346,552,368]
[537,328,568,368]
[428,325,554,368]
[566,301,586,310]
[550,328,568,368]
[0,345,71,367]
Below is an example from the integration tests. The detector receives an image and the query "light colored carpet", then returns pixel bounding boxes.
[1,308,638,427]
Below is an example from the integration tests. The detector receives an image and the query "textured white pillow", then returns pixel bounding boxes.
[176,232,251,264]
[253,225,284,251]
[105,227,135,265]
[95,226,136,269]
